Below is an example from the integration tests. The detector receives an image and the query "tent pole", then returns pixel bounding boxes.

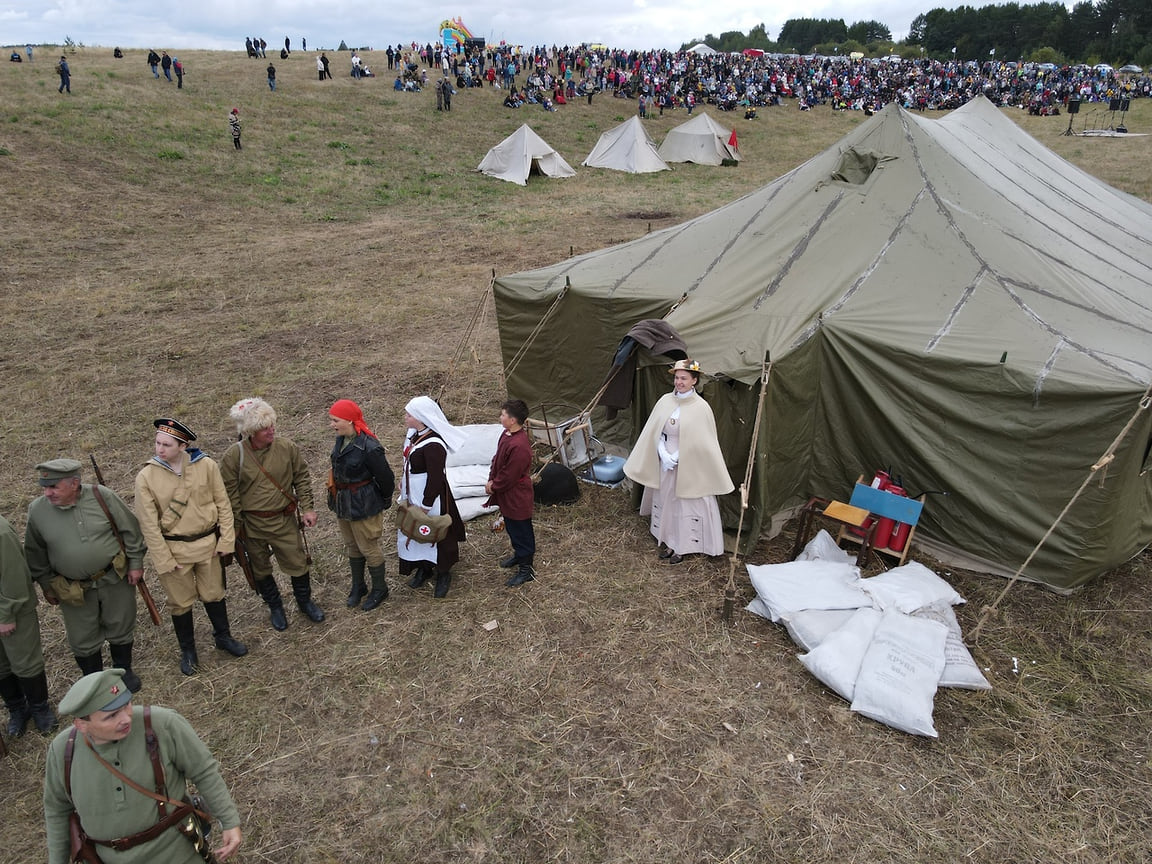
[969,387,1152,645]
[723,353,772,625]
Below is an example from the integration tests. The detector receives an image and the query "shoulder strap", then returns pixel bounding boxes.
[65,727,77,801]
[244,439,298,505]
[90,485,128,559]
[143,706,167,820]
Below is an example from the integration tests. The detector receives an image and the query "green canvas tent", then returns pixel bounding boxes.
[493,97,1152,592]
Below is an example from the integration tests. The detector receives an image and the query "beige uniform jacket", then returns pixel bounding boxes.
[133,452,234,575]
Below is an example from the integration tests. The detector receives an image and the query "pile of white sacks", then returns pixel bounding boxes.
[444,424,504,521]
[746,530,991,737]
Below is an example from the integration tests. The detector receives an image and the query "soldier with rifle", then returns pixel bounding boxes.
[220,397,324,631]
[25,459,148,692]
[133,419,247,676]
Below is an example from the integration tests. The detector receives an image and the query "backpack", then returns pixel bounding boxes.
[55,61,64,74]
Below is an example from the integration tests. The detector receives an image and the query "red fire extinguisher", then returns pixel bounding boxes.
[871,470,891,491]
[888,484,913,551]
[872,483,904,549]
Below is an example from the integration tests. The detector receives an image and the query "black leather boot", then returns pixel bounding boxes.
[172,612,199,676]
[291,573,325,622]
[361,562,389,611]
[346,556,368,607]
[506,563,536,587]
[256,577,288,631]
[407,564,433,589]
[75,651,104,676]
[18,671,58,734]
[0,674,29,737]
[203,600,248,657]
[107,642,142,693]
[433,570,452,598]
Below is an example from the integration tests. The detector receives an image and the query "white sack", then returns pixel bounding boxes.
[779,608,857,652]
[850,610,949,737]
[913,602,992,690]
[797,607,882,701]
[860,561,964,613]
[796,528,856,565]
[745,560,869,623]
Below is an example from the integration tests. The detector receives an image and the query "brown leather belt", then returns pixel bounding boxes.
[335,478,372,491]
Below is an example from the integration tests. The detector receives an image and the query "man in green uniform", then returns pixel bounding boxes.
[25,459,146,692]
[134,418,247,677]
[220,397,324,631]
[1,512,58,737]
[43,668,243,863]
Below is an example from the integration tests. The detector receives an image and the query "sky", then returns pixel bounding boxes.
[2,1,935,53]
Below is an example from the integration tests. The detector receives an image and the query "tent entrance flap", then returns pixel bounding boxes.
[831,148,894,185]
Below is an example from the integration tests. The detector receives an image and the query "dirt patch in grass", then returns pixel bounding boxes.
[2,48,1152,864]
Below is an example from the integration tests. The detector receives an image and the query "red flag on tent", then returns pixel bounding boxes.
[728,129,739,150]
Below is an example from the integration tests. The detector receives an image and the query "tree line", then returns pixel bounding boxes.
[686,1,1152,67]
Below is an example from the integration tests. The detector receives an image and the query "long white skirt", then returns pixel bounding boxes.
[639,467,724,557]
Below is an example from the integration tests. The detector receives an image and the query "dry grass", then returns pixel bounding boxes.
[3,47,1152,863]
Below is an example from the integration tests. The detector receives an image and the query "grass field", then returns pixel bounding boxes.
[3,46,1152,864]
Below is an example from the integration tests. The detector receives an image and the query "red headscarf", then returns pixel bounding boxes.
[329,399,375,438]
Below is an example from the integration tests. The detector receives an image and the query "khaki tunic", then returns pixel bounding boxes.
[44,705,241,864]
[220,438,314,579]
[134,453,234,613]
[0,513,45,677]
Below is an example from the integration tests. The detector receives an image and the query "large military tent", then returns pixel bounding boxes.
[582,116,669,174]
[493,97,1152,592]
[477,124,576,185]
[657,112,740,165]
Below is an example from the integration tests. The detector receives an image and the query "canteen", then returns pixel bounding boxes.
[590,455,625,483]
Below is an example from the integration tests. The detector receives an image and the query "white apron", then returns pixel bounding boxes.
[397,434,443,565]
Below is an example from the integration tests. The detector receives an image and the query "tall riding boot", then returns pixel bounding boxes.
[18,671,58,734]
[172,612,199,676]
[107,642,142,693]
[361,562,389,611]
[75,651,104,676]
[407,563,433,589]
[346,557,367,607]
[506,562,536,588]
[291,574,325,622]
[203,600,248,657]
[256,577,288,631]
[0,674,30,737]
[433,570,453,599]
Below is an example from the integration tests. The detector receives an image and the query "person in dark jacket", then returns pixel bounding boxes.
[485,399,536,587]
[147,49,160,77]
[327,400,395,611]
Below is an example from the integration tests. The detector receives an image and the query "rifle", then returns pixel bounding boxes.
[88,454,162,626]
[232,525,259,594]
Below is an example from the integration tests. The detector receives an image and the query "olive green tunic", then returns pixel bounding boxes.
[0,513,45,678]
[44,705,241,864]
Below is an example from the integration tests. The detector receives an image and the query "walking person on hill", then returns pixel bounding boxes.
[173,56,183,88]
[321,52,332,79]
[229,107,241,149]
[316,54,325,81]
[267,61,276,91]
[26,43,33,62]
[327,400,395,612]
[161,51,172,82]
[56,56,70,93]
[147,49,160,78]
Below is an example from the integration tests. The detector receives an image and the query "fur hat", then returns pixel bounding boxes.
[230,397,277,436]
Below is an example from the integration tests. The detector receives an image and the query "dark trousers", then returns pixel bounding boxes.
[504,518,535,566]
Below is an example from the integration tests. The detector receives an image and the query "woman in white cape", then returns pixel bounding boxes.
[624,359,734,564]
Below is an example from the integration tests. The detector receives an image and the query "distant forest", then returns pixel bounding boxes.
[685,1,1152,67]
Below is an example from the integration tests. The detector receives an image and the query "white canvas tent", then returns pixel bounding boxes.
[477,124,576,185]
[657,112,741,165]
[688,43,717,55]
[582,116,669,174]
